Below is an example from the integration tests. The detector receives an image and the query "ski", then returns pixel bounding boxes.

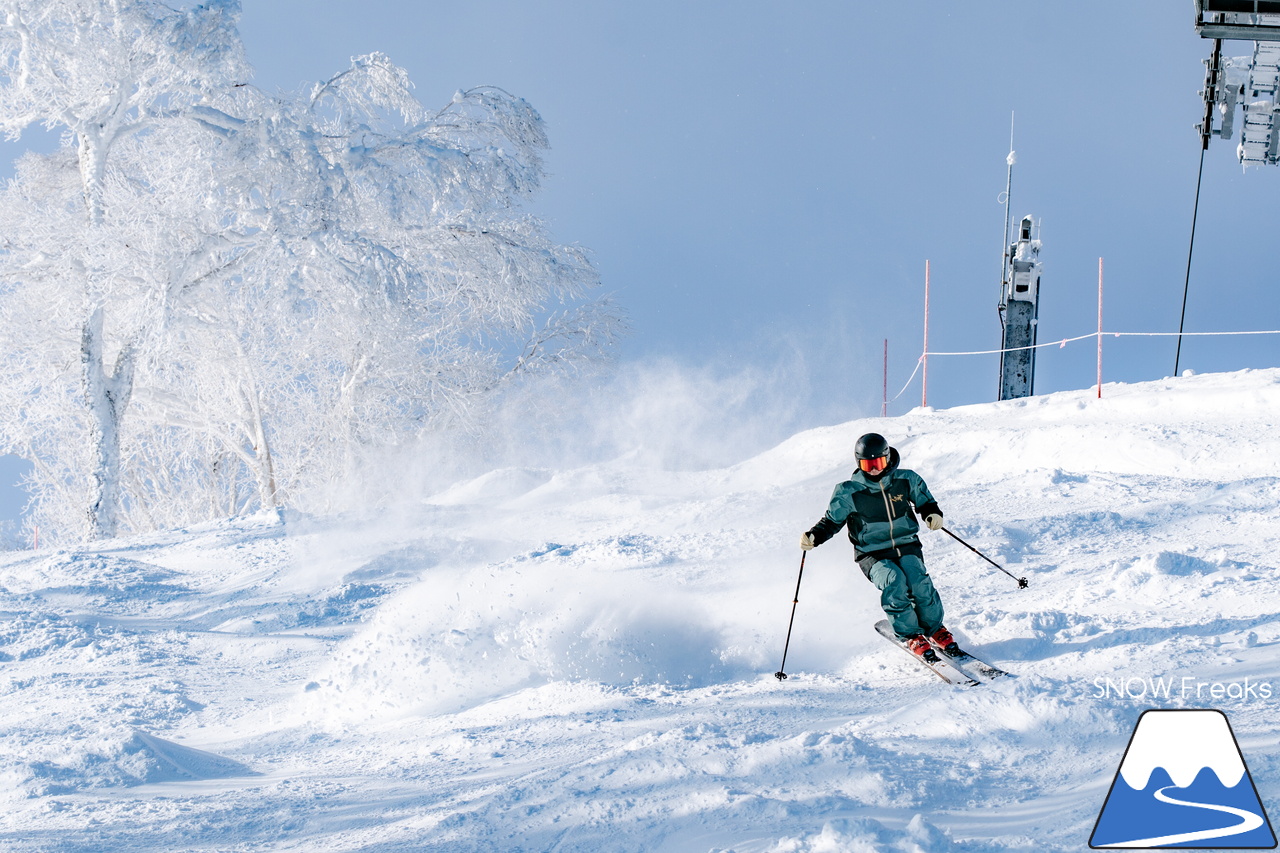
[930,637,1012,681]
[873,620,978,686]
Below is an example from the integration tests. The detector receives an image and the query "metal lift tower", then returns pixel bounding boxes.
[998,214,1043,401]
[995,120,1044,402]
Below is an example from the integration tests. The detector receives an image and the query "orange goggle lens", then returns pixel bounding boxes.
[859,455,889,474]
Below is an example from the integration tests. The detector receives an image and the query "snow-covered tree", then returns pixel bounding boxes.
[0,6,620,543]
[0,0,248,539]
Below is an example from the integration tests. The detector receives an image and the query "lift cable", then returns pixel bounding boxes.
[1175,145,1208,378]
[1177,37,1222,377]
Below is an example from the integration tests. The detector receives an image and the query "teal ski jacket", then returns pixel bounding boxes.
[807,447,943,565]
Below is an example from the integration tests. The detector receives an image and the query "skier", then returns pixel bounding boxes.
[800,432,958,664]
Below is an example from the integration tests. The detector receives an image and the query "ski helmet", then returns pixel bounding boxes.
[855,433,890,460]
[854,433,891,476]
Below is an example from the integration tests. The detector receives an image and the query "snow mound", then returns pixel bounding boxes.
[298,556,745,721]
[0,612,109,661]
[20,729,254,796]
[210,580,391,634]
[427,466,554,506]
[768,815,951,853]
[1144,550,1218,576]
[0,553,188,605]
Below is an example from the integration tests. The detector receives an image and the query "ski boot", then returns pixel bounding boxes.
[904,634,940,664]
[929,626,962,657]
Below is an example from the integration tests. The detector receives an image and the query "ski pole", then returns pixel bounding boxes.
[774,551,807,681]
[941,527,1028,589]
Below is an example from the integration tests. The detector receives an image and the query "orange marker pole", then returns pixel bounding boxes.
[1097,257,1104,399]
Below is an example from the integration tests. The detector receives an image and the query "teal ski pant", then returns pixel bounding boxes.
[865,554,944,640]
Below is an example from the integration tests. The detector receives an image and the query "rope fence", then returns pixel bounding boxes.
[892,328,1280,402]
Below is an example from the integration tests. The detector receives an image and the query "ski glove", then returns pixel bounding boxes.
[924,514,943,531]
[800,532,815,550]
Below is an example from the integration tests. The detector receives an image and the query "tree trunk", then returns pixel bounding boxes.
[77,128,108,227]
[240,384,278,510]
[81,308,135,539]
[76,122,123,537]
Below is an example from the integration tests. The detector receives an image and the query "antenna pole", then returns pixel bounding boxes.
[922,260,930,409]
[1000,113,1016,299]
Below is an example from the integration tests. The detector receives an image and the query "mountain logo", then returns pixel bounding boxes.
[1090,709,1277,849]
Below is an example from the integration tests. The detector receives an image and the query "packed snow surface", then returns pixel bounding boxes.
[3,369,1280,851]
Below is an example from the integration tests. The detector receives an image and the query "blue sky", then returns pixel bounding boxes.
[2,2,1278,524]
[235,1,1279,407]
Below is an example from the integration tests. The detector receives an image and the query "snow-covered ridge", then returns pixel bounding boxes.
[2,368,1279,851]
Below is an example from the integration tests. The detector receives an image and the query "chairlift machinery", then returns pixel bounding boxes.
[1195,0,1280,165]
[1171,1,1280,376]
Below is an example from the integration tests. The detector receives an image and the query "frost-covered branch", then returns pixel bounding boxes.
[0,31,620,543]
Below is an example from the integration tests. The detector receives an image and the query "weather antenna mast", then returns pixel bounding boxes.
[999,114,1015,292]
[996,114,1043,401]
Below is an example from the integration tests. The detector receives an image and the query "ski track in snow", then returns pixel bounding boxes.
[2,370,1280,851]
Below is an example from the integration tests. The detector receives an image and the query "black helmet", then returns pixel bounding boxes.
[855,433,890,460]
[855,433,891,476]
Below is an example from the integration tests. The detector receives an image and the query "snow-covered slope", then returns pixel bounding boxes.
[3,369,1280,852]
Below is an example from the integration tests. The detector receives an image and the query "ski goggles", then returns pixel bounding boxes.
[858,455,889,475]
